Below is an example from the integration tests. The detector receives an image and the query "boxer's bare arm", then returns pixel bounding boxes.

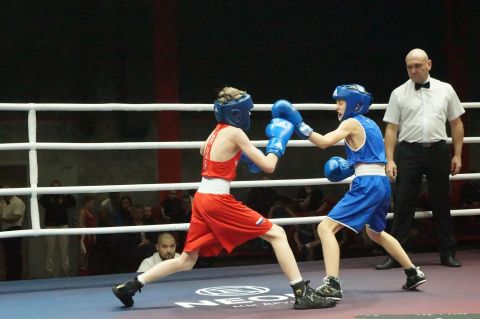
[235,131,278,173]
[309,119,361,149]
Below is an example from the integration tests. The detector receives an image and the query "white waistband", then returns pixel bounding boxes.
[197,177,231,194]
[354,163,386,176]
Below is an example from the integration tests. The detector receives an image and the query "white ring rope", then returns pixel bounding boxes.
[0,102,479,111]
[1,137,480,151]
[1,173,480,197]
[0,210,479,239]
[0,102,479,239]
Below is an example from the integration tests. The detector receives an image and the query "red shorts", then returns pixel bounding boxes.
[183,192,273,256]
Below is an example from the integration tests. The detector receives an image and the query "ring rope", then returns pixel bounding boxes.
[0,173,479,197]
[0,102,478,239]
[0,173,479,239]
[1,209,479,239]
[0,102,480,111]
[1,137,480,151]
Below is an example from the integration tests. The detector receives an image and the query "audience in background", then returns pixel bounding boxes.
[111,196,136,273]
[0,189,26,280]
[293,185,329,261]
[245,175,280,218]
[91,206,114,275]
[78,195,97,276]
[39,179,77,277]
[101,192,120,216]
[161,190,188,250]
[2,180,477,281]
[130,204,157,271]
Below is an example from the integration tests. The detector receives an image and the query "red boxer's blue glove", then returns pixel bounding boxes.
[239,152,262,174]
[265,118,294,158]
[271,99,313,139]
[324,156,354,182]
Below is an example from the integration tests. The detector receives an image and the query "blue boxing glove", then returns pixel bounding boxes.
[271,99,313,139]
[239,152,262,174]
[324,156,354,182]
[265,118,294,158]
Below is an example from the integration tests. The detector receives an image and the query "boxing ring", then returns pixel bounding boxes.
[0,102,479,318]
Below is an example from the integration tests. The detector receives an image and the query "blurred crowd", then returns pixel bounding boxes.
[0,178,479,280]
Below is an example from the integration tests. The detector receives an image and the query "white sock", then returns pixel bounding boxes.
[289,277,303,285]
[137,274,146,285]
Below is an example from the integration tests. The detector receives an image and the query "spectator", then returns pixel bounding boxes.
[91,206,114,275]
[0,190,26,280]
[143,205,156,225]
[130,204,157,270]
[111,196,135,273]
[245,175,280,217]
[78,195,97,276]
[137,233,180,272]
[39,179,77,277]
[161,190,187,250]
[293,185,329,261]
[161,191,185,223]
[101,192,120,215]
[267,199,297,219]
[460,181,480,208]
[297,185,328,215]
[131,205,156,244]
[180,191,194,222]
[113,196,133,226]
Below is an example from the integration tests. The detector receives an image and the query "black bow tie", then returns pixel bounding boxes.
[415,82,430,90]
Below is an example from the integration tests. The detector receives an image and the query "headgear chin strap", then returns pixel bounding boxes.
[214,94,254,130]
[332,84,372,121]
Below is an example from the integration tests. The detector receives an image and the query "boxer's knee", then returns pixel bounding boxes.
[366,227,382,244]
[317,219,340,237]
[177,251,198,271]
[263,224,287,243]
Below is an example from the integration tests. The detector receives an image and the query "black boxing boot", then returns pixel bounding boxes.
[291,280,336,310]
[112,276,143,307]
[316,276,343,301]
[402,267,426,290]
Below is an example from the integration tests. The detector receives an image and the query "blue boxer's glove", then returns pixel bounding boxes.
[324,156,354,182]
[271,99,313,139]
[239,152,262,174]
[265,118,294,158]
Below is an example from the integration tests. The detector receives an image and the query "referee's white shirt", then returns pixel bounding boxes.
[383,76,465,143]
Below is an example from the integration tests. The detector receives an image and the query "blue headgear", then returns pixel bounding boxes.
[214,94,254,130]
[332,84,372,121]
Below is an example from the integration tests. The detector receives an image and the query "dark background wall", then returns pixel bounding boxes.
[175,0,480,103]
[1,1,479,103]
[0,0,479,188]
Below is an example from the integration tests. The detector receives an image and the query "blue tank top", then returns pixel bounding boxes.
[344,115,387,167]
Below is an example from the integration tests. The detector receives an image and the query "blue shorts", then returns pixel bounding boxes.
[327,175,391,233]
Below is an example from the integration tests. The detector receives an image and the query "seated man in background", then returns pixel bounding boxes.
[137,232,180,272]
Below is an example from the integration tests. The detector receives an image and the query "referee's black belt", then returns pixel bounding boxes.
[400,140,446,148]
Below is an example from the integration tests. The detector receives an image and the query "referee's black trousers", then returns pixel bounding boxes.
[390,141,457,258]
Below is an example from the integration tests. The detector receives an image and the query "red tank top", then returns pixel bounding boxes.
[82,209,97,228]
[201,123,241,181]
